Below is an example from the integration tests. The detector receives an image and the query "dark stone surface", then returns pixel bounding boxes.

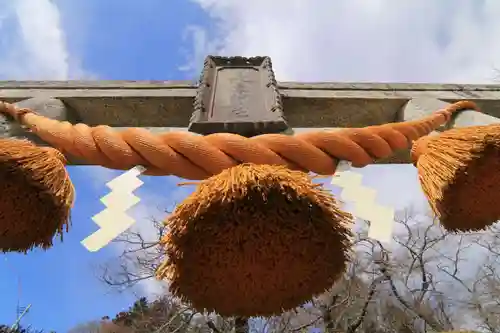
[1,81,500,165]
[189,56,288,136]
[2,82,500,129]
[66,96,193,127]
[283,97,407,127]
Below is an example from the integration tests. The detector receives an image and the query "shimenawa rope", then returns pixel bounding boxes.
[0,100,479,179]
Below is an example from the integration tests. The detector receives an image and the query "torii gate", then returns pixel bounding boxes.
[2,56,499,159]
[1,56,499,246]
[1,56,500,320]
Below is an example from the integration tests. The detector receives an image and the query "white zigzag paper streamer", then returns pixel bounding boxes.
[331,162,395,243]
[81,166,146,252]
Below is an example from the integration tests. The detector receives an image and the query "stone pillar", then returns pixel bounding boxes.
[0,97,82,163]
[448,107,500,128]
[400,97,500,130]
[0,97,78,145]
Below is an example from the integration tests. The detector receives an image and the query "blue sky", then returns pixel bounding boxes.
[56,0,214,80]
[0,0,214,331]
[0,0,499,331]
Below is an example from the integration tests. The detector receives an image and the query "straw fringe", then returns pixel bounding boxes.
[0,139,74,252]
[414,125,500,231]
[156,164,353,317]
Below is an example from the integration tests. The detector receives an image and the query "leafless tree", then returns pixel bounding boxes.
[97,212,237,333]
[264,209,494,333]
[89,207,497,333]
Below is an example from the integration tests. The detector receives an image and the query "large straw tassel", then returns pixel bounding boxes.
[0,138,74,252]
[156,163,353,317]
[412,124,500,231]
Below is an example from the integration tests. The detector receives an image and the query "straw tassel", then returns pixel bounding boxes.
[0,139,74,252]
[156,163,353,317]
[412,124,500,231]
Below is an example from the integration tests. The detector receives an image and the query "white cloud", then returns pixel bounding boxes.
[0,0,84,79]
[188,0,500,83]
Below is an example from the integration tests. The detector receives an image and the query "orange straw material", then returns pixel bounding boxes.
[0,100,478,179]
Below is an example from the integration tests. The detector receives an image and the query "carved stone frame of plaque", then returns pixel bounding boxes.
[188,56,289,137]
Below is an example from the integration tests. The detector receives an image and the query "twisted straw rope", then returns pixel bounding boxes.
[0,100,478,180]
